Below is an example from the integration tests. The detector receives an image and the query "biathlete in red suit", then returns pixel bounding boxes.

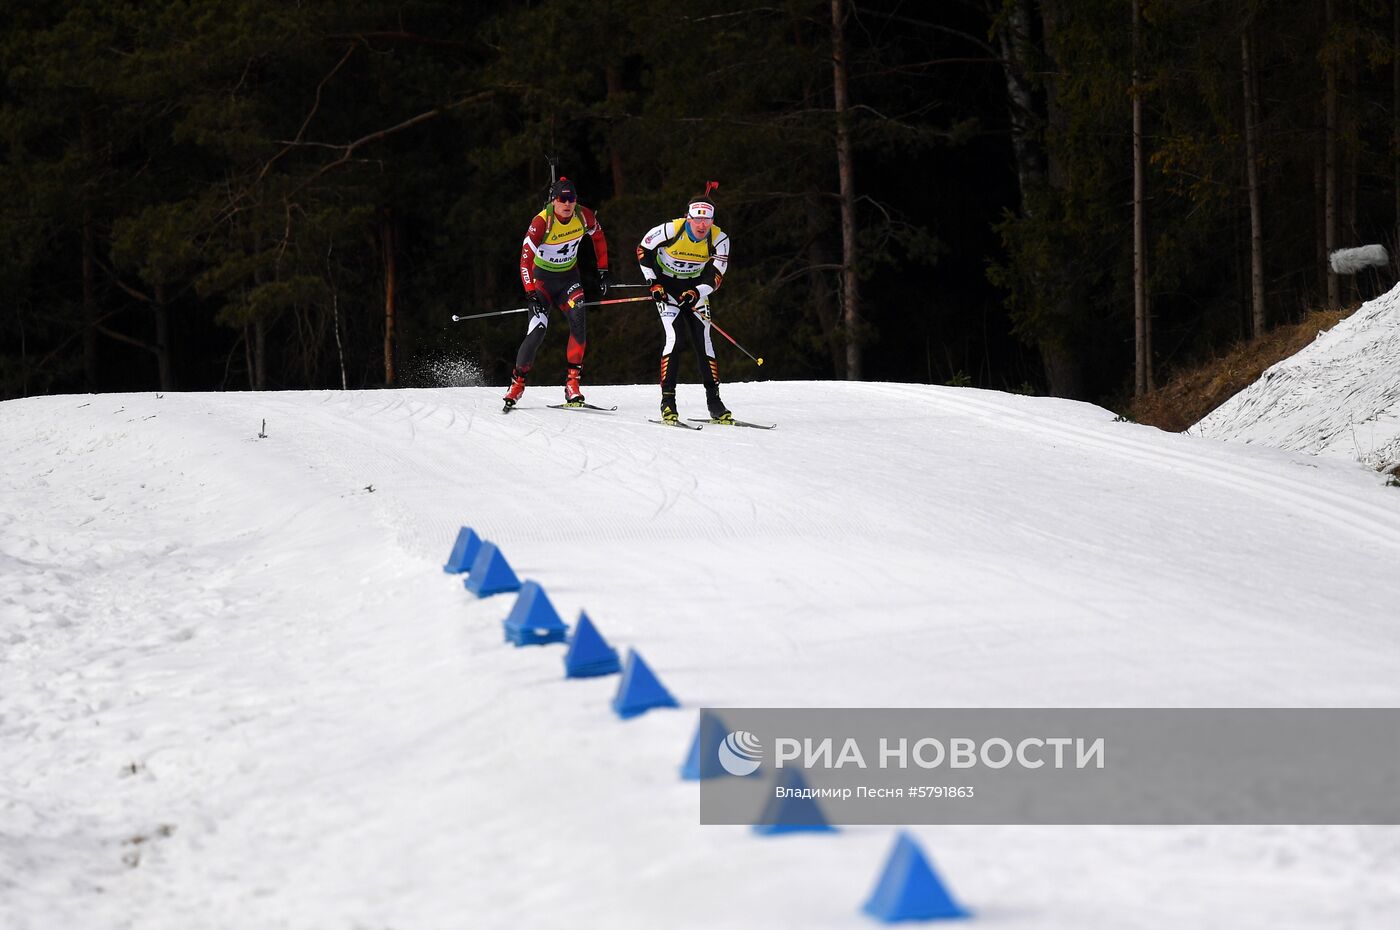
[503,177,611,407]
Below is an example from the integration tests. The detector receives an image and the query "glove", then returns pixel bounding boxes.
[676,289,700,313]
[649,281,667,304]
[526,290,549,315]
[597,268,612,296]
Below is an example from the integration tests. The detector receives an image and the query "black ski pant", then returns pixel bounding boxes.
[658,297,723,414]
[514,270,586,377]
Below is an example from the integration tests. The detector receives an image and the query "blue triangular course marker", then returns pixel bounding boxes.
[681,711,736,780]
[463,541,522,598]
[564,612,620,677]
[611,649,679,719]
[752,767,838,835]
[862,831,970,922]
[443,526,483,574]
[502,581,569,646]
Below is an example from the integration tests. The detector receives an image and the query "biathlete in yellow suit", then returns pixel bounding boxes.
[636,182,733,423]
[503,177,611,407]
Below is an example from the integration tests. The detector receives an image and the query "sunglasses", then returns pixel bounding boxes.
[555,194,577,203]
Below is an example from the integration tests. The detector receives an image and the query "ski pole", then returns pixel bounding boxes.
[451,295,653,323]
[451,306,531,322]
[701,314,765,366]
[588,296,656,307]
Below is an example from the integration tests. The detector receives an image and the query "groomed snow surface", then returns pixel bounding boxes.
[1194,282,1400,473]
[4,381,1400,929]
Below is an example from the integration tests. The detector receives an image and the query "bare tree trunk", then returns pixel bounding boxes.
[1394,0,1399,276]
[832,0,862,380]
[17,309,27,396]
[991,0,1080,397]
[332,295,347,390]
[806,190,845,377]
[153,282,176,390]
[1132,0,1151,396]
[993,0,1044,201]
[794,13,844,379]
[1234,197,1249,338]
[1346,42,1359,244]
[254,318,267,390]
[473,259,490,340]
[81,113,99,392]
[248,224,269,390]
[1315,133,1327,298]
[1346,35,1360,303]
[244,324,255,390]
[605,64,626,198]
[1242,23,1267,337]
[1324,0,1340,309]
[381,206,397,387]
[1035,0,1086,398]
[82,203,99,392]
[327,244,348,390]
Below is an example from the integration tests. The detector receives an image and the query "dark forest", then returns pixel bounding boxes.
[4,0,1397,406]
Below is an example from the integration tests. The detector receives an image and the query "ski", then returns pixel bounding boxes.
[649,418,702,430]
[687,418,777,430]
[547,402,619,413]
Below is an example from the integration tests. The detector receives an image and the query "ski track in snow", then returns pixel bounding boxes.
[3,383,1400,929]
[902,383,1400,546]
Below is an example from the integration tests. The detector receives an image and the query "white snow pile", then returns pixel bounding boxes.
[1193,283,1400,472]
[4,383,1400,929]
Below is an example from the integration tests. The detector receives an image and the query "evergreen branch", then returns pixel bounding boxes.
[288,89,494,194]
[680,8,786,23]
[770,262,844,289]
[30,309,131,374]
[848,103,918,131]
[103,271,153,305]
[737,190,842,203]
[258,43,358,183]
[663,109,835,127]
[853,12,997,57]
[96,323,159,355]
[325,32,495,53]
[93,256,201,309]
[855,57,1006,80]
[294,111,438,185]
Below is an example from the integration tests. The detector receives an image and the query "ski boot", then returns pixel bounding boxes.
[563,364,585,407]
[660,391,679,425]
[502,368,527,408]
[707,393,733,425]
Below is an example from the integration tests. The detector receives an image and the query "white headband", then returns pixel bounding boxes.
[688,202,715,219]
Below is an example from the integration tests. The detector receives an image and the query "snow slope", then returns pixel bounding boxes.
[4,382,1400,930]
[1193,284,1400,472]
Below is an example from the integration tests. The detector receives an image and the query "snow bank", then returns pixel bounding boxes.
[1193,285,1400,472]
[4,383,1400,929]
